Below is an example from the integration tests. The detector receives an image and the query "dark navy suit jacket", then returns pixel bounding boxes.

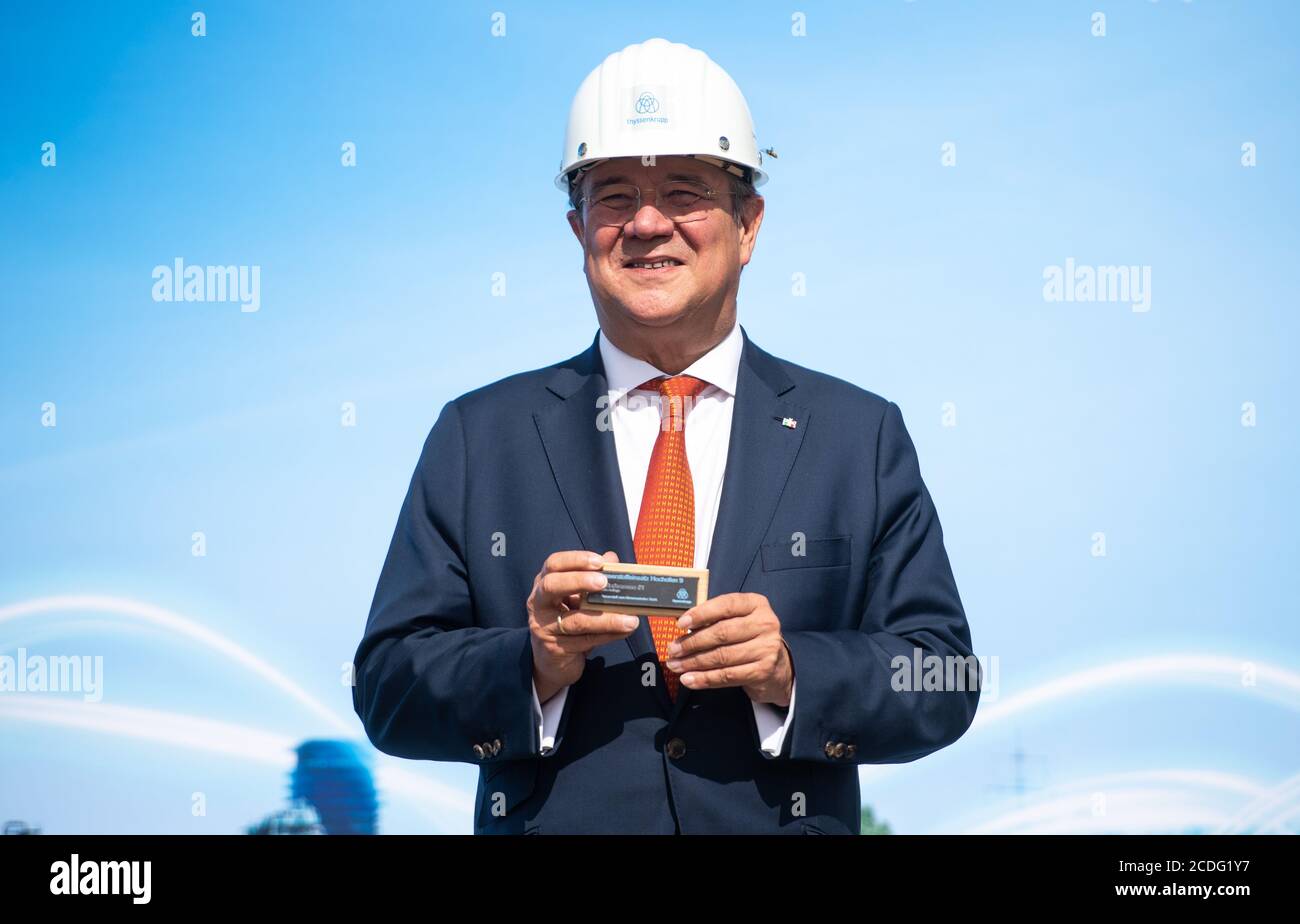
[352,325,979,834]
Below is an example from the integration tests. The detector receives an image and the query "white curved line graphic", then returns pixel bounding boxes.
[861,654,1300,786]
[953,769,1274,835]
[1259,802,1300,833]
[973,655,1300,727]
[0,695,473,830]
[0,594,352,734]
[0,692,296,765]
[1214,771,1300,834]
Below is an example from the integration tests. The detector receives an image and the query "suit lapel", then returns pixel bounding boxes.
[534,333,677,714]
[532,331,637,569]
[533,326,810,722]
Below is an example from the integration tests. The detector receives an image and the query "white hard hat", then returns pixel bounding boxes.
[555,37,770,195]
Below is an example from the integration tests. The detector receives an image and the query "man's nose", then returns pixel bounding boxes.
[626,202,675,239]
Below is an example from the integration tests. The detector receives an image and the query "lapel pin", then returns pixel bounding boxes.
[776,416,798,429]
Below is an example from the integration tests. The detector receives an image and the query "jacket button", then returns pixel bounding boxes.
[845,744,856,758]
[833,742,846,758]
[824,741,837,758]
[490,738,503,755]
[666,737,687,759]
[472,743,486,759]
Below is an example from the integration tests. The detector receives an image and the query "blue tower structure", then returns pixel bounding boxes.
[290,739,379,835]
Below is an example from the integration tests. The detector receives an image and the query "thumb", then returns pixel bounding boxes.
[603,550,620,563]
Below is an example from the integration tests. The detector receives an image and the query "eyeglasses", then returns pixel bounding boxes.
[577,179,741,226]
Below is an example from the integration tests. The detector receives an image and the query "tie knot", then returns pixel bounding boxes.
[636,374,709,428]
[639,374,710,401]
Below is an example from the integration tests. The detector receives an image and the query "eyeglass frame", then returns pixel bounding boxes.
[575,177,747,226]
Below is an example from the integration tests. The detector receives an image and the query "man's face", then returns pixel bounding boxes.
[566,155,763,334]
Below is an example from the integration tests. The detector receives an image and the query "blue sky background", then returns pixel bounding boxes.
[1,1,1297,834]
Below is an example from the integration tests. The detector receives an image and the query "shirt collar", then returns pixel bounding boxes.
[598,322,742,400]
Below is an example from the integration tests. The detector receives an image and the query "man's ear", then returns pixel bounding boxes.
[738,195,765,268]
[567,209,586,247]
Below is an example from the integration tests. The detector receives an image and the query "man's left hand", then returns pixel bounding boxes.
[664,592,794,707]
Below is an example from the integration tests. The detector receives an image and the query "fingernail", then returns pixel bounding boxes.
[666,642,681,656]
[681,673,695,686]
[594,575,608,589]
[621,616,639,630]
[589,555,605,568]
[666,660,681,671]
[677,614,692,629]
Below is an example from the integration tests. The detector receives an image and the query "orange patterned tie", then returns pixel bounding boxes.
[633,373,711,702]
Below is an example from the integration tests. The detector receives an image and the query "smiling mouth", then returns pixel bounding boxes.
[623,258,684,273]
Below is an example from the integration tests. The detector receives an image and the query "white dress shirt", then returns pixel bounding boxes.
[530,321,797,757]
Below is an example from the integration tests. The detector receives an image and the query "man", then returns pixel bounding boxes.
[352,37,979,834]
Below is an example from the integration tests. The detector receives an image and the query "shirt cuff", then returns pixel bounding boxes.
[531,678,567,756]
[751,677,796,758]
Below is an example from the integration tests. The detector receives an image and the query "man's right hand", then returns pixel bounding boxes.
[528,550,639,703]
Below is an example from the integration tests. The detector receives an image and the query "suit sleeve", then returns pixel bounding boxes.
[778,400,980,764]
[351,399,541,764]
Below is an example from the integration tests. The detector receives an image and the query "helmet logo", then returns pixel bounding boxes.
[627,85,669,127]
